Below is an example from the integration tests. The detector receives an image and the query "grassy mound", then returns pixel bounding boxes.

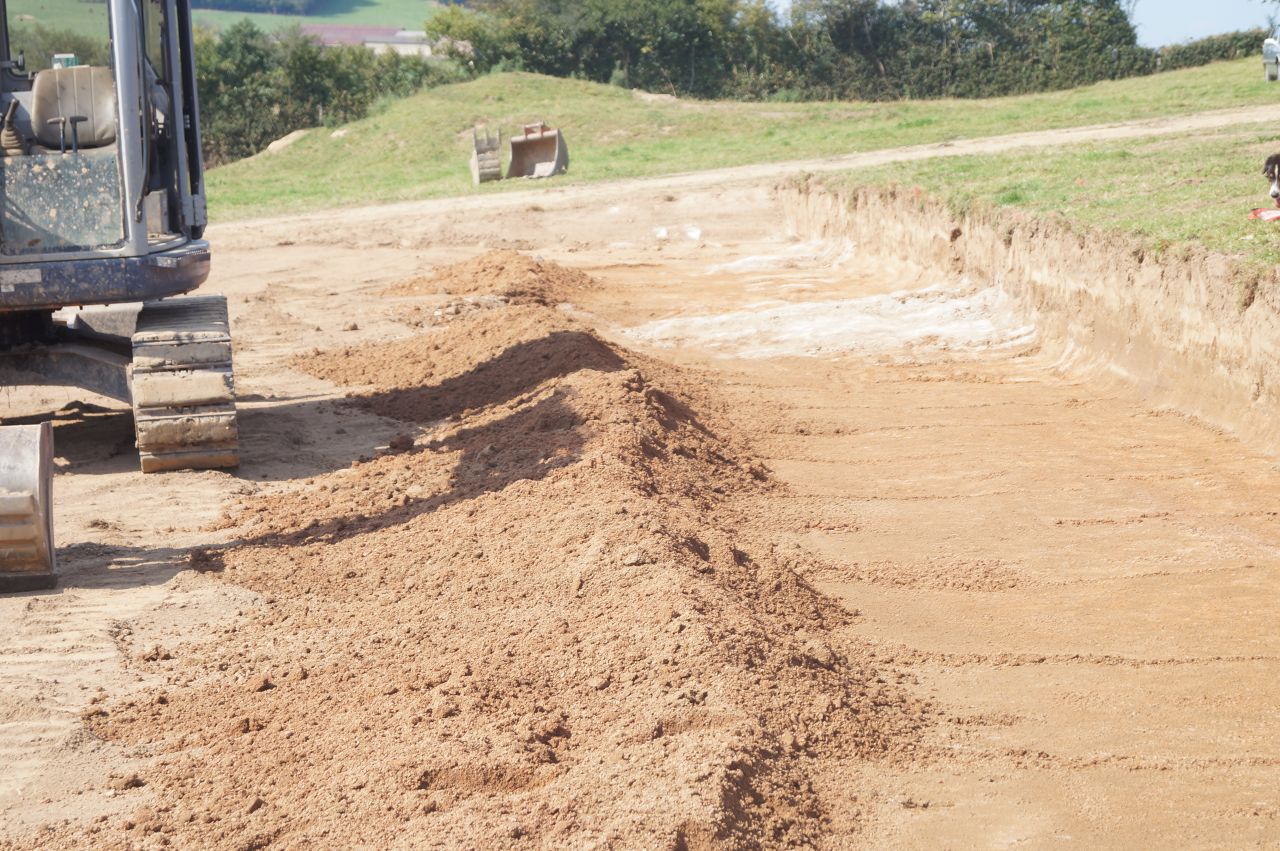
[208,59,1273,221]
[841,121,1280,270]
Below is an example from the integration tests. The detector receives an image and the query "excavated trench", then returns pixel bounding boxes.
[780,179,1280,453]
[2,179,1279,848]
[635,181,1280,846]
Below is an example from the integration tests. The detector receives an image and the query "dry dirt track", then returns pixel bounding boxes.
[229,102,1280,233]
[575,212,1280,846]
[1,110,1279,847]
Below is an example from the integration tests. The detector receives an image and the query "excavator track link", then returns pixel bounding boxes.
[131,296,240,473]
[0,422,56,590]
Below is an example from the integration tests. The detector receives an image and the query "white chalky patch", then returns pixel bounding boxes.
[707,240,855,274]
[625,284,1037,359]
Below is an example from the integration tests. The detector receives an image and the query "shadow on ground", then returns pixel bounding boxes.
[20,543,217,597]
[3,330,627,488]
[348,329,626,424]
[243,387,589,549]
[11,327,636,589]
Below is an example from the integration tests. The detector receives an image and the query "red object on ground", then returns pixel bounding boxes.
[1249,208,1280,221]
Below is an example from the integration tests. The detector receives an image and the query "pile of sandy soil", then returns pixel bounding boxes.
[29,278,927,847]
[294,305,626,426]
[384,250,598,305]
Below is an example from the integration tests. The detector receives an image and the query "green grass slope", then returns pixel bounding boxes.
[207,59,1280,221]
[8,0,107,40]
[8,0,428,43]
[841,122,1280,270]
[192,0,435,35]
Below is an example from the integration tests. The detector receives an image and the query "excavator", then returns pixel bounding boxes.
[0,0,235,592]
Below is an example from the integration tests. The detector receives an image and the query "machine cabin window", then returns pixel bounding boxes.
[0,0,125,255]
[2,0,112,71]
[144,0,168,81]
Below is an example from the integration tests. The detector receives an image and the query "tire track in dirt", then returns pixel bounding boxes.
[0,578,152,802]
[0,550,238,835]
[708,354,1280,846]
[546,212,1280,845]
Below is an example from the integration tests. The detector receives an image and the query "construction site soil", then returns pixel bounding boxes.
[55,286,927,848]
[3,164,1280,849]
[382,249,598,306]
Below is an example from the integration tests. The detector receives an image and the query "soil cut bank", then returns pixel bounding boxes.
[781,178,1280,454]
[20,256,928,848]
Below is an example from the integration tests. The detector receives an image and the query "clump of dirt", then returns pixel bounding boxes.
[46,293,928,847]
[385,250,598,305]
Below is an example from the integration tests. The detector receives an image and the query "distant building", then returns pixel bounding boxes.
[299,25,434,57]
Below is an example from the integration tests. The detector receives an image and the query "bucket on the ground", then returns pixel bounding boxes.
[507,122,569,179]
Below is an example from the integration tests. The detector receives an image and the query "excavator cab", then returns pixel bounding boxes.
[0,0,236,591]
[0,0,208,273]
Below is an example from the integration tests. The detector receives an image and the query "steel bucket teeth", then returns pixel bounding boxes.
[0,421,56,590]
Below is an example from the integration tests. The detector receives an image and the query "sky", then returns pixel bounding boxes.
[766,1,1278,48]
[1130,0,1274,47]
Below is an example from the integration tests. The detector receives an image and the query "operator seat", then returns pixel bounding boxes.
[29,66,117,152]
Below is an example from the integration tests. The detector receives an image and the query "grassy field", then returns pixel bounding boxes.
[837,122,1280,270]
[6,0,431,37]
[207,59,1280,222]
[192,0,435,35]
[8,0,107,40]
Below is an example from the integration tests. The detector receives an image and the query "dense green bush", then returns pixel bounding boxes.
[1157,29,1268,72]
[429,0,1274,102]
[8,24,112,68]
[195,21,466,164]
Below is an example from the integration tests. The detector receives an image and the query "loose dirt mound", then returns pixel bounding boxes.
[294,305,627,425]
[33,290,927,847]
[384,250,598,305]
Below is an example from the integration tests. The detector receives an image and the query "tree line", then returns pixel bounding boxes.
[8,20,463,165]
[8,1,1268,167]
[427,0,1266,101]
[193,22,465,163]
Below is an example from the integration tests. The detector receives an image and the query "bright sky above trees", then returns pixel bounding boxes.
[766,1,1277,48]
[1129,0,1272,47]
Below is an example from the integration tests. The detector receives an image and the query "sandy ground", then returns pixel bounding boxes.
[2,115,1280,846]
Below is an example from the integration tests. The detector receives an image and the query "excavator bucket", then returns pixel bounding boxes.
[507,122,569,179]
[470,127,502,185]
[0,422,56,591]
